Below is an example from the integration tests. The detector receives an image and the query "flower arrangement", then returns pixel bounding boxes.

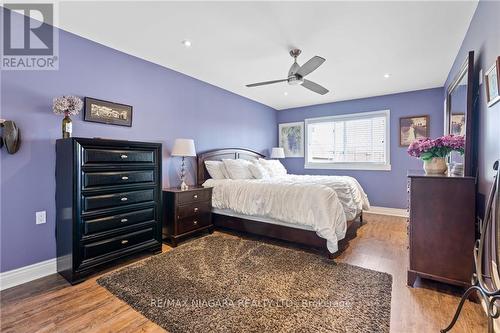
[53,96,83,116]
[407,135,465,160]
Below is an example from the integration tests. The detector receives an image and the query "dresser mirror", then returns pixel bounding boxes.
[445,50,475,176]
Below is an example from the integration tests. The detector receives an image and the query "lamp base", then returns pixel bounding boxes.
[180,180,189,191]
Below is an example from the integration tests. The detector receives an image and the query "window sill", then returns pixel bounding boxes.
[304,163,392,171]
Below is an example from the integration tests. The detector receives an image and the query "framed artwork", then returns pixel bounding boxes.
[451,113,466,136]
[84,97,133,127]
[399,115,429,147]
[485,57,500,107]
[279,122,304,157]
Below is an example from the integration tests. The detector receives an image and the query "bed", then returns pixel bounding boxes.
[197,148,368,258]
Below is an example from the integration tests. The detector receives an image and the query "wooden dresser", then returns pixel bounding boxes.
[407,171,476,288]
[163,186,213,246]
[56,138,162,284]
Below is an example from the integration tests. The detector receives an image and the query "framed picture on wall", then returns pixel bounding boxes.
[399,115,429,147]
[485,56,500,107]
[84,97,133,127]
[279,122,304,157]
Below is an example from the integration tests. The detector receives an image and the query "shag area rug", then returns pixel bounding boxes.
[97,233,392,333]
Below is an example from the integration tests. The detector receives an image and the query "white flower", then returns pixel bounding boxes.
[53,96,83,116]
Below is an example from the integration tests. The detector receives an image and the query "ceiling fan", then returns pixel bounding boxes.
[246,49,329,95]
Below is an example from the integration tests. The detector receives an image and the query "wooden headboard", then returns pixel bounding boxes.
[197,148,265,185]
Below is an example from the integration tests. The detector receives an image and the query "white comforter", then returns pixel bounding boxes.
[203,175,369,253]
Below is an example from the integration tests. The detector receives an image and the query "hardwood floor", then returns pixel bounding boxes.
[0,213,487,332]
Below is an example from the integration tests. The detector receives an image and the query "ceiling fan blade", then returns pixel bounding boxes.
[246,79,288,87]
[301,79,329,95]
[296,56,326,77]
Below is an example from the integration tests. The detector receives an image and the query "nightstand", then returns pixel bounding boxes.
[162,186,213,246]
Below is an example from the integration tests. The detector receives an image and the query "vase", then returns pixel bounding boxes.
[423,157,447,175]
[62,113,72,138]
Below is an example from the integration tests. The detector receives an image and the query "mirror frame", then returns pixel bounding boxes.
[445,50,475,177]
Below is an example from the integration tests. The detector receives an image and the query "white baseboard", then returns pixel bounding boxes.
[366,206,409,218]
[0,258,57,291]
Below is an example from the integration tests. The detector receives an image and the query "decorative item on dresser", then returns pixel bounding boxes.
[55,138,163,284]
[407,135,465,175]
[171,138,196,191]
[407,170,476,288]
[162,186,213,246]
[53,96,83,138]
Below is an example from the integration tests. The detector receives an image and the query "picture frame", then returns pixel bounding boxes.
[279,121,304,157]
[450,113,466,136]
[84,97,133,127]
[485,56,500,107]
[399,115,429,147]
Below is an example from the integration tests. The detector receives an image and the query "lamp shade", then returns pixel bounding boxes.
[270,147,285,159]
[171,139,196,157]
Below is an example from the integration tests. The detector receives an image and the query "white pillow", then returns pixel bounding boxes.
[248,161,270,179]
[204,161,228,179]
[258,158,287,177]
[222,159,254,179]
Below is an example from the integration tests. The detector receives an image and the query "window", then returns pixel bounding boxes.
[305,110,391,170]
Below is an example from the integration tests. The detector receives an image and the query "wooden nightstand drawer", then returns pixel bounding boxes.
[177,189,211,205]
[177,214,211,234]
[177,201,211,220]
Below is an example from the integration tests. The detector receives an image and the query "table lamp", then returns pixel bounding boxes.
[171,138,196,190]
[270,147,285,159]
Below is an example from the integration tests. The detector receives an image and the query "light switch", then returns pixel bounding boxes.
[36,211,46,225]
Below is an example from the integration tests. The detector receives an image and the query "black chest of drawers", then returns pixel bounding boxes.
[56,138,162,284]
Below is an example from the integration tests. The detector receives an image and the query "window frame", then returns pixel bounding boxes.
[304,109,391,171]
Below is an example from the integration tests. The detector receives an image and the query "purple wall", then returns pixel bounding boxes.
[444,0,500,208]
[277,88,444,209]
[0,28,276,272]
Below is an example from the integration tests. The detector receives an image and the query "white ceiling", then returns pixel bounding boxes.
[54,1,478,110]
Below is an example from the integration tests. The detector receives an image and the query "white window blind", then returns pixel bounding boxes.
[305,110,391,170]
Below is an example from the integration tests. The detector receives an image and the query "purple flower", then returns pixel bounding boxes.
[407,135,465,160]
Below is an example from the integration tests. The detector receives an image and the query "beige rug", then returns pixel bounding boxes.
[98,233,392,332]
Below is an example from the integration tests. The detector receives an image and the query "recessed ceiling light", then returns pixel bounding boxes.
[283,92,288,96]
[181,40,192,47]
[384,73,391,79]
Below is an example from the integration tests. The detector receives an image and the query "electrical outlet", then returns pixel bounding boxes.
[36,211,46,225]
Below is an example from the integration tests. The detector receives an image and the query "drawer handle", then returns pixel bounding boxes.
[120,218,128,223]
[193,194,198,199]
[121,240,129,245]
[121,197,128,201]
[120,154,128,159]
[121,176,129,180]
[194,207,199,212]
[193,220,198,225]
